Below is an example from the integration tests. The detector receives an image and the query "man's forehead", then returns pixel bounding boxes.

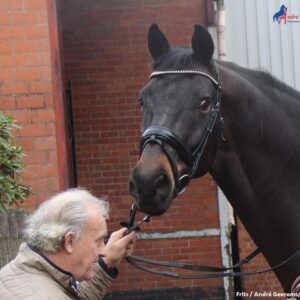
[85,206,107,231]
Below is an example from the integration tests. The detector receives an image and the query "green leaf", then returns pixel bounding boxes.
[0,112,31,211]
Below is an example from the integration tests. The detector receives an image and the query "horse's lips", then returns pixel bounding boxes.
[134,195,172,216]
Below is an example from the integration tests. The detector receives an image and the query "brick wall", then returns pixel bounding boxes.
[0,0,60,206]
[60,0,225,297]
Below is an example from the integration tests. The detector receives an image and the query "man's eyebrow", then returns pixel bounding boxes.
[99,232,108,239]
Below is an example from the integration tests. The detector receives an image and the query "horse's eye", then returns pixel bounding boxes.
[138,98,144,110]
[199,99,211,112]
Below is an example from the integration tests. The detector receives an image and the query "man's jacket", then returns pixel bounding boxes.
[0,243,117,299]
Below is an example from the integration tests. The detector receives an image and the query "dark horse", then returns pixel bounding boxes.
[129,24,300,292]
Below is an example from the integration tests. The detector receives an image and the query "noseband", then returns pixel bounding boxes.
[140,69,222,195]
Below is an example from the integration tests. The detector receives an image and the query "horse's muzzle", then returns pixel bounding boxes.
[128,146,175,215]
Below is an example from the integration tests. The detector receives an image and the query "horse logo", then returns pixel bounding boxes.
[273,4,288,24]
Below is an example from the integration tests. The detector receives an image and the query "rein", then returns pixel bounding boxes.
[140,69,222,195]
[123,205,300,280]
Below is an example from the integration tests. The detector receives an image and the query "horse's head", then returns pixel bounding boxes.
[280,4,287,13]
[129,24,221,215]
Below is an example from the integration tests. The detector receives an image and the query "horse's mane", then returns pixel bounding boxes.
[153,48,196,70]
[218,60,300,100]
[153,47,300,101]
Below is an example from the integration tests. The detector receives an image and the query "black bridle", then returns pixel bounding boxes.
[123,204,300,280]
[140,69,222,195]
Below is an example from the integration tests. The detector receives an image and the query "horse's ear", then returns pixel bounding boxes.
[148,23,170,61]
[191,25,214,63]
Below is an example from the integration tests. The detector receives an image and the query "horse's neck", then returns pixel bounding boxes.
[211,64,300,291]
[214,64,300,210]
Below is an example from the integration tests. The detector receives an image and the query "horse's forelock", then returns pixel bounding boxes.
[153,48,195,70]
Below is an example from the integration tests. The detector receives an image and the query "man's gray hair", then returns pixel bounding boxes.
[24,188,109,252]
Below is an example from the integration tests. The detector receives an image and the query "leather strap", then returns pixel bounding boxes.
[126,248,300,279]
[122,205,300,280]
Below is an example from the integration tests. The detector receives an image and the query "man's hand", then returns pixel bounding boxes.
[103,228,136,269]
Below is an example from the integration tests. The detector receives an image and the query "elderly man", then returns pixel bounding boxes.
[0,188,136,299]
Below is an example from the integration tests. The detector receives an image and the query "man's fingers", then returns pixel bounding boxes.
[103,229,136,268]
[119,231,136,245]
[125,241,136,256]
[107,228,136,246]
[108,228,127,242]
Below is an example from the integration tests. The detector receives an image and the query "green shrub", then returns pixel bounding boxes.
[0,113,31,211]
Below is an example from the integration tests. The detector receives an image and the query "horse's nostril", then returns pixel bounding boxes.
[128,166,173,215]
[155,174,169,190]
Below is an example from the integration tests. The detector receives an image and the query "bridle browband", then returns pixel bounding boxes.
[150,70,219,85]
[140,69,222,195]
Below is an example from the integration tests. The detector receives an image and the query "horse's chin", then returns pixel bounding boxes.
[134,194,174,216]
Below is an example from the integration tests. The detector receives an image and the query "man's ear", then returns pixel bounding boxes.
[64,232,75,254]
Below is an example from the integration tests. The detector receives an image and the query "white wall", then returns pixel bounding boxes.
[225,0,300,90]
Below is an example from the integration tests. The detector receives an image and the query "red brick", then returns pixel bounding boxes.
[22,165,37,179]
[16,123,48,137]
[0,13,9,25]
[0,40,11,53]
[0,68,15,80]
[45,122,55,135]
[9,12,39,25]
[29,81,52,93]
[34,191,56,206]
[44,95,55,108]
[0,96,16,109]
[1,81,30,94]
[48,150,58,164]
[33,178,59,193]
[22,150,47,165]
[16,137,34,151]
[20,196,37,209]
[5,109,29,123]
[36,164,58,178]
[33,136,56,150]
[30,108,55,123]
[0,54,26,67]
[38,10,48,25]
[0,26,26,39]
[26,25,48,39]
[24,0,47,10]
[25,53,50,66]
[15,39,49,53]
[0,0,23,11]
[15,66,52,80]
[16,95,45,109]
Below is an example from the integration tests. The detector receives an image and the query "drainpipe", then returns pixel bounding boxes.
[217,0,226,62]
[215,1,237,299]
[47,0,70,189]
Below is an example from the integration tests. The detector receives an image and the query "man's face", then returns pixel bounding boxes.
[70,204,107,281]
